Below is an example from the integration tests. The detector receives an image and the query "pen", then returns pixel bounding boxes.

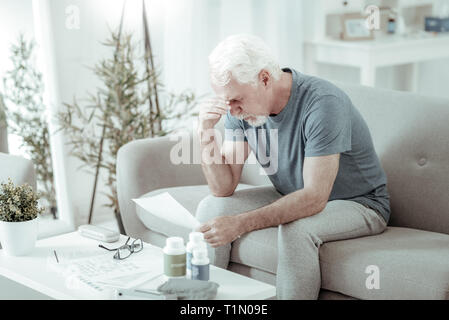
[53,250,59,263]
[117,289,177,300]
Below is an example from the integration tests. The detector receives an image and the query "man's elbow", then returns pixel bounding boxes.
[309,193,329,217]
[209,185,236,197]
[211,190,235,197]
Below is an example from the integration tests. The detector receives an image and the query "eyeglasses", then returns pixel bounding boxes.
[99,236,143,260]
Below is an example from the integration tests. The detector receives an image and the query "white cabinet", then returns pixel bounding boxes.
[303,0,449,90]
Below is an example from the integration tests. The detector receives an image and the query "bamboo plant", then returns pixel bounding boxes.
[57,1,198,232]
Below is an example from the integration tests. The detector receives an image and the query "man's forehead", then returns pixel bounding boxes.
[212,78,243,101]
[220,86,243,101]
[215,90,238,101]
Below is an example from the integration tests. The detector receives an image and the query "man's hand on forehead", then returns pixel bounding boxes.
[204,97,230,109]
[197,97,231,133]
[210,96,230,105]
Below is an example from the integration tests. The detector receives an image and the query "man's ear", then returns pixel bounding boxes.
[258,69,270,87]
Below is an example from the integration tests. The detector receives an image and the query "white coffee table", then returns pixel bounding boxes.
[0,232,276,300]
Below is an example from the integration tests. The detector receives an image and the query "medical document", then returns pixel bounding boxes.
[132,192,201,230]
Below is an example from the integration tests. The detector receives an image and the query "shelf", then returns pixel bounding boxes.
[309,32,449,51]
[398,0,435,9]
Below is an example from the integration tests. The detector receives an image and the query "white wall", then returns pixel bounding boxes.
[0,0,35,79]
[417,58,449,97]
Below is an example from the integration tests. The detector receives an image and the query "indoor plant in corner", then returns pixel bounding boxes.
[0,178,44,256]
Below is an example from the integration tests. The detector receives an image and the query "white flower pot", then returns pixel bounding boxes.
[0,218,38,256]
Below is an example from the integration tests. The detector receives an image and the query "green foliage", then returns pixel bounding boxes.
[2,34,57,216]
[0,178,44,222]
[57,29,198,213]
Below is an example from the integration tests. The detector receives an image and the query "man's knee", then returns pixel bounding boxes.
[196,194,237,223]
[278,218,321,247]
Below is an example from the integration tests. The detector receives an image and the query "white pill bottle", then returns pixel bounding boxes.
[186,232,206,279]
[163,237,186,278]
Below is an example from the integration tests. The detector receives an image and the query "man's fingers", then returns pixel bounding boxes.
[209,240,222,248]
[207,106,229,114]
[200,106,230,115]
[198,223,211,233]
[207,97,227,104]
[202,230,215,241]
[200,100,230,111]
[200,113,221,120]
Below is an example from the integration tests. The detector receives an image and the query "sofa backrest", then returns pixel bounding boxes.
[238,83,449,235]
[0,95,7,154]
[336,84,449,235]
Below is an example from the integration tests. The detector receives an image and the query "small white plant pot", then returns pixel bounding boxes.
[0,218,38,256]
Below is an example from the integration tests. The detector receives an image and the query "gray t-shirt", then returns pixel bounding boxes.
[224,68,390,223]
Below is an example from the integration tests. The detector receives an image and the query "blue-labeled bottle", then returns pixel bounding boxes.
[186,232,206,279]
[191,248,210,281]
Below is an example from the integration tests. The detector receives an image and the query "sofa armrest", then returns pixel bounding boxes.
[0,94,8,153]
[116,134,206,237]
[0,152,36,189]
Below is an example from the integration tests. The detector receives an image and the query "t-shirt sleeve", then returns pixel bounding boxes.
[224,111,247,142]
[304,95,352,157]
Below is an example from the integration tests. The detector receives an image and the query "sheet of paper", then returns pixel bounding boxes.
[132,192,200,230]
[96,271,163,290]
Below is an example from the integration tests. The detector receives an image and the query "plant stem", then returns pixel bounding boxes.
[87,0,126,229]
[142,0,161,133]
[87,123,105,224]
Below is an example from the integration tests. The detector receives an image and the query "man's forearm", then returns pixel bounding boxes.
[201,161,234,196]
[199,137,234,196]
[236,188,326,234]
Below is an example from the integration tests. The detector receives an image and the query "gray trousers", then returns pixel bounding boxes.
[195,185,387,300]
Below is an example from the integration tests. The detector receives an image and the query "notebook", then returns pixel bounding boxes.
[48,247,163,298]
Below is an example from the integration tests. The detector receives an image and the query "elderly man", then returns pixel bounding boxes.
[195,34,390,300]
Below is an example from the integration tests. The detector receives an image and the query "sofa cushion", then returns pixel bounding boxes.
[135,184,254,241]
[320,227,449,300]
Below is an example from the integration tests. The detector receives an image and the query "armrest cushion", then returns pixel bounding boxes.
[116,133,206,237]
[0,153,36,190]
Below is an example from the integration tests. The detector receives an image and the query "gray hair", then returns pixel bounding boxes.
[208,34,282,87]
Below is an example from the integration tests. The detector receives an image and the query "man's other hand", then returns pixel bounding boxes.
[197,216,244,248]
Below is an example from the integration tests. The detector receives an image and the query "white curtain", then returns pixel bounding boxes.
[154,0,304,98]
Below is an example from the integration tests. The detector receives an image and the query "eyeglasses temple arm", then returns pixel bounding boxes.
[98,244,115,251]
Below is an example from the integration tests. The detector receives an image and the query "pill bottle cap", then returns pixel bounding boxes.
[166,237,184,249]
[189,232,204,243]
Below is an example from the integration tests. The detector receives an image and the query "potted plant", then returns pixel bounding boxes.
[0,178,44,256]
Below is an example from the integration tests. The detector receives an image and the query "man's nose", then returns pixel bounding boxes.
[230,105,241,116]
